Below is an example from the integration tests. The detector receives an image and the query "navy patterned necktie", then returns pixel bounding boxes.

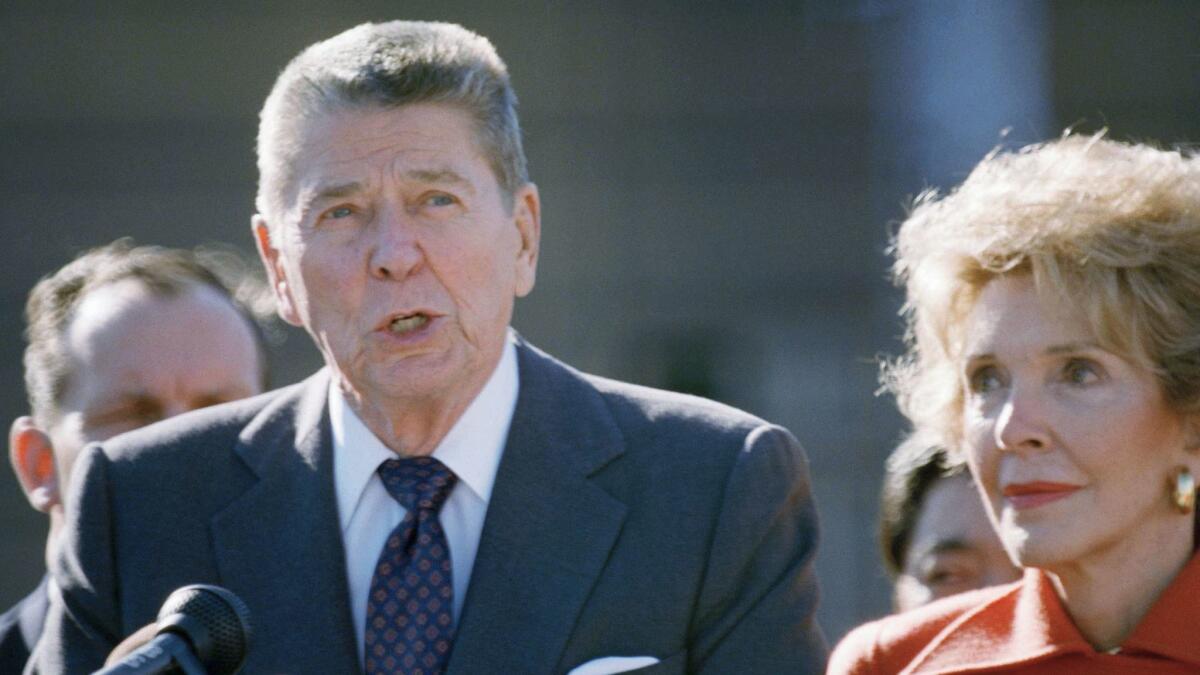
[364,457,459,675]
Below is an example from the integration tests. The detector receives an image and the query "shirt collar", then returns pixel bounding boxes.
[332,334,520,532]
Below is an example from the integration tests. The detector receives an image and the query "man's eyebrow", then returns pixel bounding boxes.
[82,391,156,415]
[311,181,365,201]
[295,181,364,219]
[405,168,473,188]
[191,386,256,406]
[927,539,973,555]
[296,169,477,217]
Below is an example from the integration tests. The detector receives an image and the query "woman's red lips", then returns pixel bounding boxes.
[1003,482,1081,509]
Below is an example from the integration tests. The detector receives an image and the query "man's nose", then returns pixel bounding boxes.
[994,382,1051,453]
[369,205,424,280]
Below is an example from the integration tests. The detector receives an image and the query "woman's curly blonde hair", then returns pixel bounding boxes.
[884,132,1200,453]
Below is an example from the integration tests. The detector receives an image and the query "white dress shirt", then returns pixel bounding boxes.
[332,336,519,664]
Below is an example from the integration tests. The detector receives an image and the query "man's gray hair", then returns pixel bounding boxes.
[256,21,528,220]
[23,239,274,423]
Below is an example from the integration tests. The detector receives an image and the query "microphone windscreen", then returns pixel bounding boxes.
[157,584,252,675]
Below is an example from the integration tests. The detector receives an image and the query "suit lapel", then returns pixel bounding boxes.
[448,342,627,674]
[210,371,361,673]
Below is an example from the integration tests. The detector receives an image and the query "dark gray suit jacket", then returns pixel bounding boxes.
[32,340,826,673]
[1,575,47,673]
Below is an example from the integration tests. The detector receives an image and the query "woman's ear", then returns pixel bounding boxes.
[9,416,61,513]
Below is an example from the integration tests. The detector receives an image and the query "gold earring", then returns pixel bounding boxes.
[1170,466,1195,514]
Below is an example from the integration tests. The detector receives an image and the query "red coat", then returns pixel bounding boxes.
[829,553,1200,674]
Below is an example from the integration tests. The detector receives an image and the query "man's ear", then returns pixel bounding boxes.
[9,416,60,513]
[252,215,303,327]
[512,183,541,298]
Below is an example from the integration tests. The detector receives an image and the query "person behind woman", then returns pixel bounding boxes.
[880,430,1019,613]
[830,133,1200,673]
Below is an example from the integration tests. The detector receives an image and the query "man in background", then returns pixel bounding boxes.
[1,240,270,671]
[878,430,1019,613]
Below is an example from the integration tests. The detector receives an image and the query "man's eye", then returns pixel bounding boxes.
[426,194,456,207]
[327,206,354,219]
[926,568,964,586]
[922,558,978,587]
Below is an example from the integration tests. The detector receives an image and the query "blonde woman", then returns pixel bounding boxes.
[831,134,1200,673]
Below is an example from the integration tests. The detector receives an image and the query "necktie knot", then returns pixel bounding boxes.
[377,456,457,513]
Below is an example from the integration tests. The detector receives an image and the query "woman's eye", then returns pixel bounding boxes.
[1063,358,1101,385]
[968,365,1004,394]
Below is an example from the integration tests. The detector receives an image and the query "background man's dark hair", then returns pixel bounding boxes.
[878,431,968,577]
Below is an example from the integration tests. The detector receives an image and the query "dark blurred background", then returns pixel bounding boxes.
[1,0,1197,644]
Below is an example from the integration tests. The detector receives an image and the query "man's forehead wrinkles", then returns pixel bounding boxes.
[304,139,466,180]
[301,150,474,189]
[304,117,450,158]
[318,141,419,171]
[292,132,420,180]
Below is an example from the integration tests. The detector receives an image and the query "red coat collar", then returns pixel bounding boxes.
[906,553,1200,672]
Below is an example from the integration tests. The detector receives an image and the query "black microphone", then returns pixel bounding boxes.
[93,584,252,675]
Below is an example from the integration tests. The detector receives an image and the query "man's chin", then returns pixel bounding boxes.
[362,354,463,399]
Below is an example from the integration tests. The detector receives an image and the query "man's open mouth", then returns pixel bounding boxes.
[388,313,430,334]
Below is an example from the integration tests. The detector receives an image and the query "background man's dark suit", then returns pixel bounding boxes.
[35,340,824,673]
[0,576,46,672]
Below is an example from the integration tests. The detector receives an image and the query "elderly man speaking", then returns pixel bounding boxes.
[33,21,826,674]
